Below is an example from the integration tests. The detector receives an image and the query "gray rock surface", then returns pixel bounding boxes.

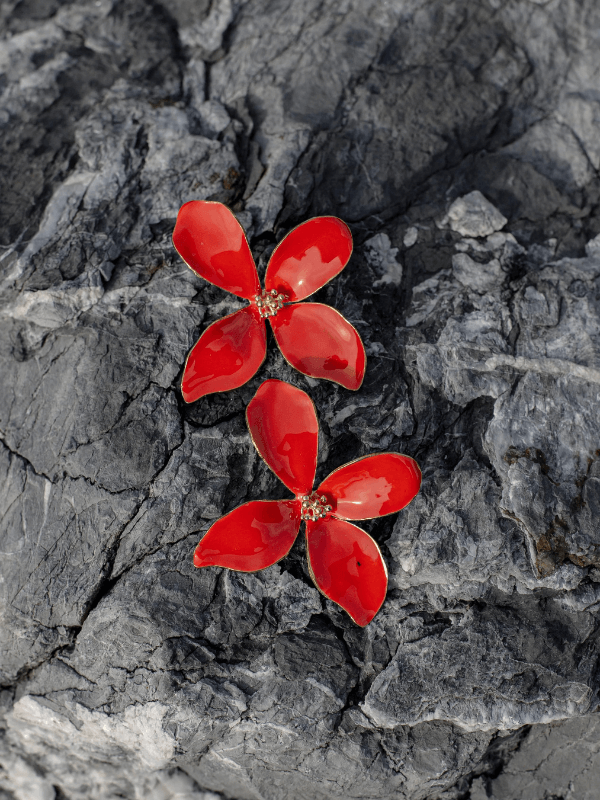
[1,0,600,798]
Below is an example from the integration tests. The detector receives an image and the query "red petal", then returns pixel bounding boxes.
[182,307,266,403]
[271,303,365,390]
[173,201,260,299]
[194,500,301,571]
[306,517,387,626]
[246,380,318,496]
[265,217,352,302]
[318,454,421,520]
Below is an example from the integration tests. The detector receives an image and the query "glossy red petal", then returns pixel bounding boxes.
[264,217,352,302]
[246,379,318,496]
[173,201,260,299]
[271,303,365,390]
[182,306,266,403]
[318,454,422,520]
[194,500,301,571]
[306,517,387,626]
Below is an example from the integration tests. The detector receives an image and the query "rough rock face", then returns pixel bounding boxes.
[1,0,600,798]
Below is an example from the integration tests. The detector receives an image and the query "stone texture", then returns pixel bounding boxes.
[470,714,600,800]
[1,0,600,798]
[441,192,508,239]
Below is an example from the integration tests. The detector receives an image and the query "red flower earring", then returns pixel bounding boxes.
[194,380,421,626]
[173,201,366,402]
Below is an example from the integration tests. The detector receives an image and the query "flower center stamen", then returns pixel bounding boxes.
[255,289,287,318]
[300,492,332,521]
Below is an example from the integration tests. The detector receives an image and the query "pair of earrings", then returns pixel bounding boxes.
[173,202,421,625]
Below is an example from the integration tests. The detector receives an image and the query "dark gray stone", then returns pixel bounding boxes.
[2,0,600,798]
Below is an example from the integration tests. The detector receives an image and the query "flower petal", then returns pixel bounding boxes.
[305,517,387,626]
[271,303,365,390]
[173,201,260,299]
[182,306,266,403]
[265,217,352,302]
[194,500,301,571]
[318,454,421,520]
[246,379,318,496]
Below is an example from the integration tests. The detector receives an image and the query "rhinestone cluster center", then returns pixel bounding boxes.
[255,289,287,318]
[300,492,332,521]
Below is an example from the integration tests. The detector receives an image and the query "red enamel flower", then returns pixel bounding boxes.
[173,201,366,402]
[194,380,421,626]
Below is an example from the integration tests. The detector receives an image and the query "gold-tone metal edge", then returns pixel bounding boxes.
[172,199,261,300]
[304,519,388,627]
[245,379,319,496]
[193,498,301,574]
[270,302,367,392]
[264,215,354,303]
[180,306,267,403]
[318,453,423,522]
